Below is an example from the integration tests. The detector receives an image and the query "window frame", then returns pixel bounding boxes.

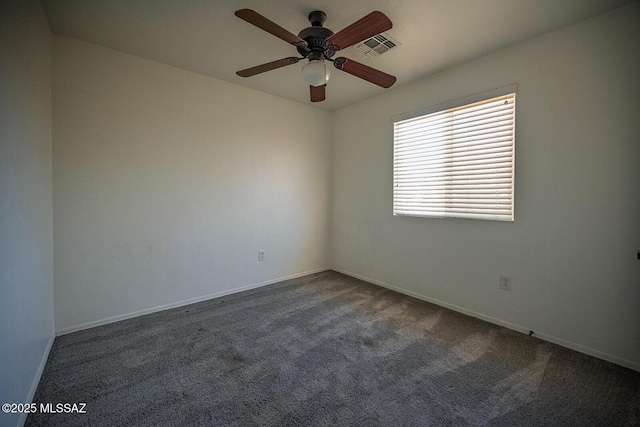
[392,85,517,222]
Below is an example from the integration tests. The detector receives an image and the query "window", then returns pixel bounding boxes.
[393,86,516,221]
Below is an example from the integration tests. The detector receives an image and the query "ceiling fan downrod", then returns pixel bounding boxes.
[296,10,336,61]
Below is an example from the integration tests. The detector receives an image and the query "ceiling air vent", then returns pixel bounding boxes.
[356,32,400,57]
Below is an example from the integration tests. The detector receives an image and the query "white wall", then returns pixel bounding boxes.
[330,3,640,369]
[53,36,331,333]
[0,1,55,426]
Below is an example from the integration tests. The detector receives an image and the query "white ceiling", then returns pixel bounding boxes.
[41,0,632,111]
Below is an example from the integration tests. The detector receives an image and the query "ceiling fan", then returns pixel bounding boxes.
[234,9,397,102]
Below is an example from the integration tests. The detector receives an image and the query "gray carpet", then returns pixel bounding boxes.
[27,270,640,426]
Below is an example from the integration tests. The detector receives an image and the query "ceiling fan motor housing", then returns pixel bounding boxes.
[297,11,335,60]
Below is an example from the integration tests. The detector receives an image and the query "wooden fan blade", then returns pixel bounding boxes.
[235,9,307,47]
[333,57,396,88]
[325,11,392,50]
[237,57,300,77]
[310,85,326,102]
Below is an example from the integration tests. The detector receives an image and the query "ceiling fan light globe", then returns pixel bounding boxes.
[302,60,329,86]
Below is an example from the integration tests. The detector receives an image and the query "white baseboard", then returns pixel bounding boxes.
[18,330,55,427]
[56,267,329,336]
[333,268,640,373]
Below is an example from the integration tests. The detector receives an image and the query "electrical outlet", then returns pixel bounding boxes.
[499,275,512,291]
[258,250,265,261]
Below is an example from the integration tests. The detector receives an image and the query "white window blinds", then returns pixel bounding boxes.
[393,88,516,221]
